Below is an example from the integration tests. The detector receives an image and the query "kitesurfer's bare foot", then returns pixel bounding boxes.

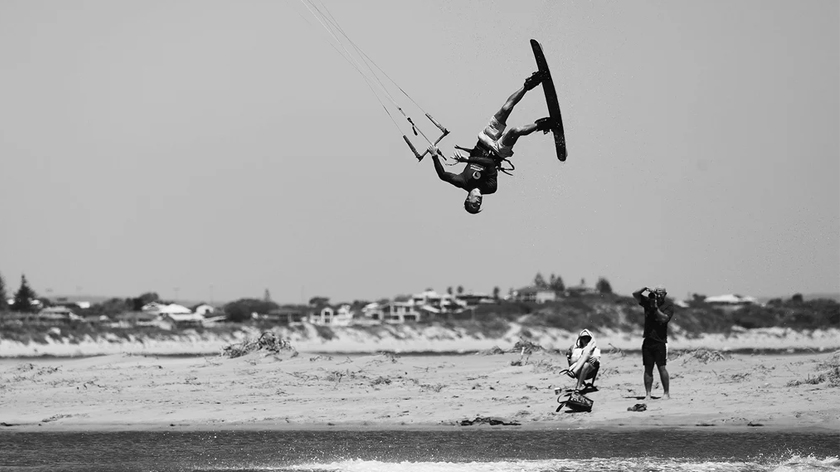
[524,71,544,90]
[663,393,671,400]
[644,395,652,401]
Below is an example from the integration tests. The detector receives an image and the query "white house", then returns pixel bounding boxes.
[308,305,335,325]
[514,286,558,303]
[307,304,358,326]
[704,294,758,305]
[142,302,192,315]
[191,303,216,316]
[160,312,206,328]
[38,306,81,322]
[386,297,422,323]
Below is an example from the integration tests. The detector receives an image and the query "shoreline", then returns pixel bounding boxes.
[3,422,839,434]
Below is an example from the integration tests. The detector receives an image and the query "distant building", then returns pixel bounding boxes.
[704,294,758,305]
[142,302,192,315]
[266,305,308,324]
[160,312,205,328]
[38,306,81,322]
[305,304,356,326]
[704,294,759,310]
[457,292,495,306]
[565,280,598,297]
[191,303,216,316]
[513,286,558,303]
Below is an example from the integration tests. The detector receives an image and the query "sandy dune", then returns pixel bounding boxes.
[1,347,838,432]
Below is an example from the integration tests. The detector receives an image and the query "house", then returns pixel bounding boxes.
[116,311,161,326]
[37,306,81,322]
[303,303,354,326]
[457,292,495,306]
[160,312,206,328]
[266,305,308,324]
[565,280,598,297]
[703,293,758,311]
[142,302,192,315]
[308,305,335,325]
[513,286,558,303]
[385,296,422,323]
[411,289,468,314]
[191,303,216,316]
[360,301,387,322]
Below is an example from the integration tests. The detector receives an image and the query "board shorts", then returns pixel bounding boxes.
[642,338,667,367]
[477,116,514,159]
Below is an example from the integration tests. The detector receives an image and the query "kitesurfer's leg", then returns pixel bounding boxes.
[491,72,543,125]
[498,122,540,148]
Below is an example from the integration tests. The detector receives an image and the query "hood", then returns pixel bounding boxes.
[576,329,595,347]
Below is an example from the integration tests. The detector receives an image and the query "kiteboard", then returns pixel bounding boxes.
[530,39,567,161]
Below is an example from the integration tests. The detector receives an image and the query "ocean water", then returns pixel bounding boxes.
[1,429,837,472]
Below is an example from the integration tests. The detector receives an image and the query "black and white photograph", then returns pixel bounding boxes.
[1,1,838,470]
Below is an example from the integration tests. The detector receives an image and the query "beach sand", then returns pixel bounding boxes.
[1,348,838,432]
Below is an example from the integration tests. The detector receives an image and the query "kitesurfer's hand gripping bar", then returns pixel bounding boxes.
[404,113,449,162]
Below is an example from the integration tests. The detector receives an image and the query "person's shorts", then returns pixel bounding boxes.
[642,339,667,367]
[477,116,514,158]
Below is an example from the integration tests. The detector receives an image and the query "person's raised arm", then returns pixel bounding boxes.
[632,287,648,303]
[429,146,463,188]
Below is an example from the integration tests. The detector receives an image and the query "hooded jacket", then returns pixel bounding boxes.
[568,329,601,376]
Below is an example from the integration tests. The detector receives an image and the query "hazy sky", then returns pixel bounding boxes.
[1,0,838,305]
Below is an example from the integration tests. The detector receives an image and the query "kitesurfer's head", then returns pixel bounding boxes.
[464,189,483,214]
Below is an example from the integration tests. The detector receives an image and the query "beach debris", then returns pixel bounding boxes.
[221,331,296,359]
[510,338,545,366]
[375,351,399,363]
[309,355,333,362]
[478,346,505,355]
[459,416,521,426]
[370,376,392,387]
[608,343,626,358]
[41,414,73,423]
[675,348,731,364]
[513,338,544,355]
[627,403,647,412]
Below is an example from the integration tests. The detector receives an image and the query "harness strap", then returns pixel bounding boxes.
[455,142,516,175]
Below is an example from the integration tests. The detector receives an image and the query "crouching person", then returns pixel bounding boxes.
[564,329,601,393]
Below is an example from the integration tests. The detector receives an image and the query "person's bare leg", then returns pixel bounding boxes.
[658,364,670,399]
[499,123,539,148]
[492,86,528,124]
[575,362,593,392]
[643,364,654,401]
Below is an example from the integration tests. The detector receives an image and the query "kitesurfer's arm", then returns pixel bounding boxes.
[430,149,464,188]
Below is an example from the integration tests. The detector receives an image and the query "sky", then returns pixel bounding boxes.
[1,0,838,305]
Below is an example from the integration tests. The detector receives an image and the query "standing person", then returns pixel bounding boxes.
[632,285,675,400]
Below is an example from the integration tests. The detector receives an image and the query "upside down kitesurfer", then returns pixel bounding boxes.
[427,71,561,214]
